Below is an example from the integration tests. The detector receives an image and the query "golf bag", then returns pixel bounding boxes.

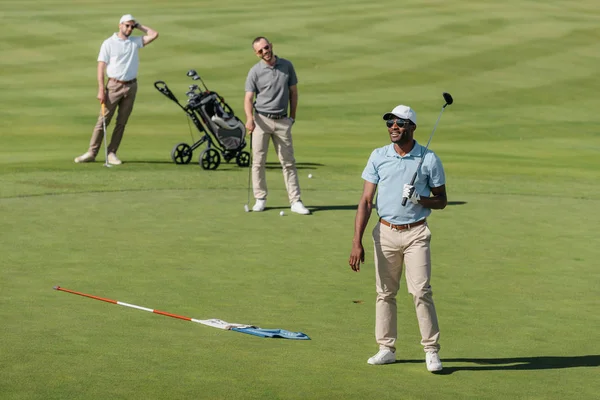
[154,69,250,170]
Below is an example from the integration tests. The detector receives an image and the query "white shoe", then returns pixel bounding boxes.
[367,349,396,365]
[252,199,266,212]
[291,200,310,215]
[74,152,95,163]
[107,153,122,165]
[426,351,443,372]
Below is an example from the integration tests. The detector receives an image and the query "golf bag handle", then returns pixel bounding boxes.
[154,81,179,103]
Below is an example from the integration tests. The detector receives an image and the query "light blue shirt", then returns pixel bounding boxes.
[98,34,144,82]
[362,141,446,225]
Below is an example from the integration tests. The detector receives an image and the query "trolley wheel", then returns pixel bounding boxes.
[199,148,221,170]
[171,142,192,165]
[236,151,251,167]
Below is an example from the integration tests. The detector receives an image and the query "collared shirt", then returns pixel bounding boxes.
[98,33,144,81]
[245,56,298,115]
[362,141,446,225]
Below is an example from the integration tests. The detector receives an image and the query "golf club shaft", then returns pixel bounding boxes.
[101,103,109,166]
[401,104,448,206]
[246,132,253,206]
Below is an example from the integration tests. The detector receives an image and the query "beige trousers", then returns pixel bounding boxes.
[251,113,301,204]
[88,79,138,156]
[372,221,441,353]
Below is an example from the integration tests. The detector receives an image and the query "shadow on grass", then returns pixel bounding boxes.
[123,161,176,165]
[123,161,325,171]
[396,355,600,374]
[262,202,467,213]
[265,161,325,170]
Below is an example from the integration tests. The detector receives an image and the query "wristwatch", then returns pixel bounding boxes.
[289,117,295,124]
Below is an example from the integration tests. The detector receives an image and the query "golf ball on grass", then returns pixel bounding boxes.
[280,211,285,216]
[308,174,313,179]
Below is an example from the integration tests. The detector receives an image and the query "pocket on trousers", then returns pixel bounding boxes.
[424,224,432,240]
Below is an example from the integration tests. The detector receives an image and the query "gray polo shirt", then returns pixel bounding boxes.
[245,56,298,115]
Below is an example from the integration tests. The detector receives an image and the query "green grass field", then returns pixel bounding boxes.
[1,0,600,399]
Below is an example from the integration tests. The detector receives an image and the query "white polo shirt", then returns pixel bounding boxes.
[98,33,144,81]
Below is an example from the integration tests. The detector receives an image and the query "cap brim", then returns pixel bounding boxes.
[382,113,396,120]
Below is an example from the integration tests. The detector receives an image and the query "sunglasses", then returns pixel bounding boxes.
[257,44,271,54]
[123,24,135,29]
[386,119,412,128]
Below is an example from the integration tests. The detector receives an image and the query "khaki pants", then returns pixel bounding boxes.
[88,79,138,156]
[372,221,441,353]
[251,113,301,204]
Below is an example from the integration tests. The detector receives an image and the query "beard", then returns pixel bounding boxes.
[391,131,412,145]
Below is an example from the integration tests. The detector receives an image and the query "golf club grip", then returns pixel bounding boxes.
[401,173,418,206]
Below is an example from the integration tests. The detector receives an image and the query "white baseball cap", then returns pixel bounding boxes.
[382,105,417,125]
[119,14,136,24]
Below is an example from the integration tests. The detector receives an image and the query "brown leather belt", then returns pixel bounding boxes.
[256,110,287,119]
[379,218,426,231]
[109,78,137,84]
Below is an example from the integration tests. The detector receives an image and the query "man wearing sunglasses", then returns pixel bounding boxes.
[75,14,159,165]
[243,36,310,215]
[348,105,447,372]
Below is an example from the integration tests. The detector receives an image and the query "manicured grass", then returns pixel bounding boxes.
[1,1,599,399]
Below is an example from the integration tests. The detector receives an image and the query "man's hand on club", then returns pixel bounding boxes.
[403,184,420,204]
[245,119,255,134]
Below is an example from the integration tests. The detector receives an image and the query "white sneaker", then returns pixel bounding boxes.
[252,199,266,212]
[107,153,122,165]
[74,152,95,163]
[291,200,310,215]
[367,349,396,365]
[426,351,443,372]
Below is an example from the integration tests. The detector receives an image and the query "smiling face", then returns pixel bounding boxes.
[253,38,274,64]
[386,118,416,146]
[119,20,135,37]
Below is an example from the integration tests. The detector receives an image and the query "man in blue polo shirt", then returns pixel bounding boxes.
[348,104,447,372]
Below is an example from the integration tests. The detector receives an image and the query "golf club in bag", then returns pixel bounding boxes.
[401,92,453,206]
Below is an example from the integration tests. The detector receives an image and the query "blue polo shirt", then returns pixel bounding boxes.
[362,141,446,225]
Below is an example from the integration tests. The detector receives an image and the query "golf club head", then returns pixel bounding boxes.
[186,69,200,81]
[103,163,112,168]
[443,92,454,106]
[244,204,250,213]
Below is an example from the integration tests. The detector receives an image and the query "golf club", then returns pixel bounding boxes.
[244,132,253,212]
[101,103,111,168]
[401,92,453,206]
[186,69,208,92]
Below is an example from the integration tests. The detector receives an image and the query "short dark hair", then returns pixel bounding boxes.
[252,36,270,48]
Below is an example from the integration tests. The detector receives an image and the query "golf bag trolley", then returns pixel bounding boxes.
[154,70,250,170]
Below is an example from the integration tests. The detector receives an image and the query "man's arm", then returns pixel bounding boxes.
[97,61,106,103]
[244,91,255,133]
[418,184,447,209]
[288,84,298,120]
[349,181,377,272]
[136,23,159,46]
